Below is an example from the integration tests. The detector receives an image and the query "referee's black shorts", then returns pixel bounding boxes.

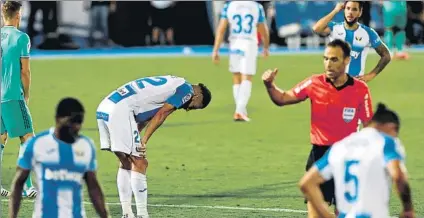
[304,144,336,206]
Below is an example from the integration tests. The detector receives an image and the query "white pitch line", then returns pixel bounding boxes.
[0,199,406,217]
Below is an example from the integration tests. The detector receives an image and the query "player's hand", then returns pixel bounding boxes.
[333,2,345,12]
[212,51,220,64]
[140,143,147,158]
[356,72,377,83]
[263,48,270,58]
[262,68,278,84]
[400,210,415,218]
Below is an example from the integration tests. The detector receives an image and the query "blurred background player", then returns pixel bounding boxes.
[383,1,409,60]
[312,1,391,83]
[299,103,415,218]
[1,1,37,198]
[96,75,211,218]
[9,97,109,218]
[262,39,373,217]
[212,1,270,122]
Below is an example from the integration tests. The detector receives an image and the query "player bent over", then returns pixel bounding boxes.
[96,75,212,218]
[299,103,415,218]
[262,39,373,218]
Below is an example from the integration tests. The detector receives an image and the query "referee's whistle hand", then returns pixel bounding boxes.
[262,68,278,83]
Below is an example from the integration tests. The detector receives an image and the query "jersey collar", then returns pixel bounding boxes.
[325,74,354,91]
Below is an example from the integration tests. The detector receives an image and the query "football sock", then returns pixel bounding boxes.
[384,29,394,52]
[233,84,240,106]
[117,168,133,215]
[236,80,252,115]
[20,143,33,190]
[395,30,406,52]
[131,171,148,217]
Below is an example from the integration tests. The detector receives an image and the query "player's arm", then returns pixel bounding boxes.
[312,3,344,36]
[141,103,176,145]
[358,87,373,127]
[257,4,270,52]
[9,167,30,218]
[299,151,335,218]
[20,34,31,103]
[384,139,414,217]
[212,4,229,59]
[262,68,309,106]
[368,43,391,77]
[84,172,110,218]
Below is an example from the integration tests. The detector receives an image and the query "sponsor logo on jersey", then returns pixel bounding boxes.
[343,107,356,123]
[44,168,83,183]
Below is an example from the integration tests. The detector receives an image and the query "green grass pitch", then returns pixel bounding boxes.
[1,53,423,217]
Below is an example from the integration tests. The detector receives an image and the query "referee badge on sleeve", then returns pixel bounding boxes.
[343,107,356,123]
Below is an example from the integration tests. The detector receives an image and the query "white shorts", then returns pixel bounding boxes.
[96,99,143,157]
[229,40,258,75]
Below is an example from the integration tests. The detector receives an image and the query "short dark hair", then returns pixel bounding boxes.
[371,103,400,130]
[327,39,351,58]
[2,1,22,20]
[56,97,85,123]
[346,1,364,10]
[199,83,212,108]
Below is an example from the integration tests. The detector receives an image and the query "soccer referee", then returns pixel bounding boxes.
[262,39,374,217]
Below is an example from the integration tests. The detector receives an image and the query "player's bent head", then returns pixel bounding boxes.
[371,103,401,137]
[185,83,212,111]
[1,1,22,21]
[55,97,85,137]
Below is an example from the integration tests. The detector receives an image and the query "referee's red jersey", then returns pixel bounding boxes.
[292,74,373,146]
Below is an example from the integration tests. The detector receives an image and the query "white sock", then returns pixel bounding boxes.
[236,80,252,115]
[232,84,240,105]
[131,171,148,217]
[117,168,133,215]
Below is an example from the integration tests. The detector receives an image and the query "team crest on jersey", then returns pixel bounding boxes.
[355,36,362,41]
[342,107,356,123]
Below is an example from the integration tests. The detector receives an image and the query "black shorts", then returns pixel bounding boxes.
[151,6,175,30]
[304,144,336,206]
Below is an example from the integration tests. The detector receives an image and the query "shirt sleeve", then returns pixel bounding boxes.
[17,137,36,170]
[327,21,336,31]
[258,4,265,23]
[87,138,97,172]
[220,2,229,19]
[368,27,382,48]
[166,83,194,109]
[314,149,333,181]
[19,34,31,58]
[383,135,405,165]
[357,86,373,123]
[291,77,313,101]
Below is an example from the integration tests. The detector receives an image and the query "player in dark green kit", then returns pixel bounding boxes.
[1,1,37,198]
[383,1,409,60]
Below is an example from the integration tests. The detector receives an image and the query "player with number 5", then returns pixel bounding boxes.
[299,103,415,218]
[96,75,212,218]
[212,1,270,122]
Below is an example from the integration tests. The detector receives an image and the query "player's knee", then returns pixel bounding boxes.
[232,73,242,84]
[131,157,148,173]
[114,152,132,170]
[1,133,7,144]
[242,74,253,81]
[392,26,401,34]
[20,133,34,144]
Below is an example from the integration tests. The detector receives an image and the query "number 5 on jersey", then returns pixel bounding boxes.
[344,160,360,203]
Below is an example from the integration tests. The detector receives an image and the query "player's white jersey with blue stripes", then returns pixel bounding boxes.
[99,75,194,123]
[328,22,383,76]
[220,1,265,45]
[18,129,97,218]
[315,127,406,218]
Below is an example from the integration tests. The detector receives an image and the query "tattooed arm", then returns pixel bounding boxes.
[358,43,391,82]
